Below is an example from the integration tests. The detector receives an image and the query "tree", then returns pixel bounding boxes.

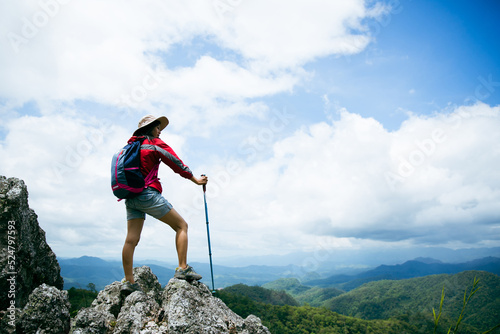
[87,283,97,293]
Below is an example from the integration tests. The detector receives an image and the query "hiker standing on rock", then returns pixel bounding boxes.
[121,115,207,292]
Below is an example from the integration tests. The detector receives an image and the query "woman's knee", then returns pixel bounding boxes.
[172,219,188,233]
[125,236,140,247]
[125,218,144,247]
[160,209,188,232]
[179,220,188,232]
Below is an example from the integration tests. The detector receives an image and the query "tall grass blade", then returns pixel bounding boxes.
[482,323,500,334]
[451,276,481,334]
[433,286,445,334]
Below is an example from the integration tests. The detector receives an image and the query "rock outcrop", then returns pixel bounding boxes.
[72,266,271,334]
[0,176,64,310]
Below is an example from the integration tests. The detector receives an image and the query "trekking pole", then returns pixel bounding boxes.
[201,174,215,293]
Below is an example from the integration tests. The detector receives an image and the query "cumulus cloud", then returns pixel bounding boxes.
[206,103,500,255]
[0,1,382,117]
[211,0,377,70]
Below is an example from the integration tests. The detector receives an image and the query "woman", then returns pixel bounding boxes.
[121,115,207,292]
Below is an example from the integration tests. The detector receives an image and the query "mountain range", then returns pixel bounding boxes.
[59,255,500,292]
[216,246,500,268]
[305,256,500,291]
[58,256,302,290]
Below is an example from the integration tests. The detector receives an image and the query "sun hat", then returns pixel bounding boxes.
[133,115,169,136]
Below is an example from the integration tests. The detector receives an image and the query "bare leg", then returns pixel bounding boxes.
[122,218,144,283]
[158,208,188,269]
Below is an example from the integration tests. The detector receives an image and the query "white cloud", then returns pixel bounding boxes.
[205,103,500,255]
[212,0,375,70]
[0,0,382,118]
[142,56,299,133]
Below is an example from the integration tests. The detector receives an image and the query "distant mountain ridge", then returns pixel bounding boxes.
[59,255,111,267]
[59,255,500,292]
[58,256,303,290]
[305,256,500,290]
[218,246,500,268]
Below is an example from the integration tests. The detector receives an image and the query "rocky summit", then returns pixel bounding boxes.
[0,176,270,334]
[72,266,271,333]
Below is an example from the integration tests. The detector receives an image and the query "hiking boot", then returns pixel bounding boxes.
[121,281,142,296]
[174,265,202,281]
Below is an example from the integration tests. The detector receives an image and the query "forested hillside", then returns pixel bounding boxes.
[263,278,344,307]
[323,271,500,331]
[216,289,419,333]
[221,270,500,333]
[222,283,299,306]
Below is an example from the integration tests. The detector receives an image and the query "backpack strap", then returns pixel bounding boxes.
[142,136,160,188]
[144,163,159,187]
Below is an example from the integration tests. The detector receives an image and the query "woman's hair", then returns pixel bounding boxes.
[138,120,161,136]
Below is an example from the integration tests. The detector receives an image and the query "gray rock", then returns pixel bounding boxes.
[71,267,158,333]
[133,266,163,304]
[72,267,271,333]
[0,307,22,334]
[0,176,64,310]
[72,307,116,334]
[91,281,124,318]
[17,283,71,334]
[242,315,272,334]
[0,176,68,333]
[114,291,160,333]
[162,278,271,334]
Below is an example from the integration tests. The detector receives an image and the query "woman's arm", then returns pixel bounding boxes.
[150,138,194,179]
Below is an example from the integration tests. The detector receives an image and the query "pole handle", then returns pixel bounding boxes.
[201,174,207,192]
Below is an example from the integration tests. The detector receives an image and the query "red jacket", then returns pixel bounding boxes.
[128,136,193,193]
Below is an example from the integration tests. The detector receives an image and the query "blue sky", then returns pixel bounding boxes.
[310,0,500,129]
[1,0,499,266]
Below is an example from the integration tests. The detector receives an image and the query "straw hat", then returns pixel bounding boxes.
[133,115,169,136]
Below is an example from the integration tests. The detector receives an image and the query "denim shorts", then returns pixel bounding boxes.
[125,187,173,221]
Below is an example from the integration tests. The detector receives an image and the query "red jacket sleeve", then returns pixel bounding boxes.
[146,138,194,179]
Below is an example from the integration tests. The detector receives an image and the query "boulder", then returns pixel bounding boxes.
[16,283,71,334]
[162,278,271,334]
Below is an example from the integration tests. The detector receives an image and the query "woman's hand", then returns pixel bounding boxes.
[191,174,208,185]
